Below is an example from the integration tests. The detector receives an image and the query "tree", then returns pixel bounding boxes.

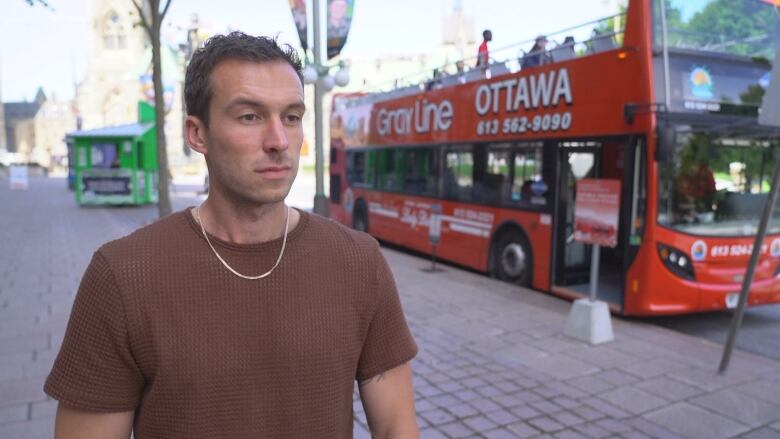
[131,0,174,218]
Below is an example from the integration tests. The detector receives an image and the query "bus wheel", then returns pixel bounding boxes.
[494,230,532,287]
[353,201,369,233]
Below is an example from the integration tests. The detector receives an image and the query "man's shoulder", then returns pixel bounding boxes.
[97,209,193,262]
[303,211,380,254]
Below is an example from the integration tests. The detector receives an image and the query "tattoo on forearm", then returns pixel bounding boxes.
[358,372,386,387]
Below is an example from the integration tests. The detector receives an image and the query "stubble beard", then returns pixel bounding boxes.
[208,160,298,209]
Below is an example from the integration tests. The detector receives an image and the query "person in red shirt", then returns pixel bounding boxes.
[477,29,492,67]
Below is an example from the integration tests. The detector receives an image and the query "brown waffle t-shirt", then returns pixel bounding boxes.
[45,208,417,438]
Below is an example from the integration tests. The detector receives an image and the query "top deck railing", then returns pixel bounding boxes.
[340,13,628,108]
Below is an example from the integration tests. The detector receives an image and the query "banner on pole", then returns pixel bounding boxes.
[289,0,308,51]
[574,179,621,248]
[327,0,355,59]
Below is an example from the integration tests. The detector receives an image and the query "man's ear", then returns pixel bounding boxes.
[186,115,209,155]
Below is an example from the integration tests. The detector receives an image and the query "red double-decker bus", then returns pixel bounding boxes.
[327,0,780,315]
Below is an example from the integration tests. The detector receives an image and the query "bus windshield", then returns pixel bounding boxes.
[654,0,778,61]
[658,128,780,237]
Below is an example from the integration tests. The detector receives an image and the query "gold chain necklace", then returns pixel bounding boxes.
[195,205,290,280]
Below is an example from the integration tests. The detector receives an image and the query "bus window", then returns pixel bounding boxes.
[511,146,545,207]
[402,148,437,197]
[347,150,377,188]
[377,149,400,191]
[444,148,473,201]
[477,144,511,206]
[658,131,780,236]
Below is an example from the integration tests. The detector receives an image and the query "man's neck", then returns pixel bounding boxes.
[193,195,301,245]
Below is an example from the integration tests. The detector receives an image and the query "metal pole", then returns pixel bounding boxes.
[589,244,601,302]
[719,155,780,374]
[312,0,329,216]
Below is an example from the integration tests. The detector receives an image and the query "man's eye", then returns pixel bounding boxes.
[285,114,302,124]
[240,114,259,122]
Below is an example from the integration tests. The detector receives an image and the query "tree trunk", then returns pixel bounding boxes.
[151,19,172,217]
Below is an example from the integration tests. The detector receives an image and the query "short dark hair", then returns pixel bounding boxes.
[483,29,492,39]
[184,31,303,126]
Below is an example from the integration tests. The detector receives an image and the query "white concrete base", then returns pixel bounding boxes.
[564,298,614,344]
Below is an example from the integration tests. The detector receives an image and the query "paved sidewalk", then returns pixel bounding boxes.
[2,177,780,438]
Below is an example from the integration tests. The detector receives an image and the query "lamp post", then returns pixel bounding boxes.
[302,0,350,216]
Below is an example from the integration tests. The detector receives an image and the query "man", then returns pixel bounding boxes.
[477,29,492,67]
[44,32,419,438]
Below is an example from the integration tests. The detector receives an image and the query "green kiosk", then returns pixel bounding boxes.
[67,102,158,205]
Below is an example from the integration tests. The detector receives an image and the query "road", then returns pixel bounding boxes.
[646,304,780,362]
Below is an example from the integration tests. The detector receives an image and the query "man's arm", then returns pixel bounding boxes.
[54,404,133,439]
[358,362,419,439]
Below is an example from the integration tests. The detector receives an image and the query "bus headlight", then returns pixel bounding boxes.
[657,244,696,281]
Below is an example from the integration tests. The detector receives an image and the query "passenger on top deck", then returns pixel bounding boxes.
[521,35,551,69]
[477,29,492,67]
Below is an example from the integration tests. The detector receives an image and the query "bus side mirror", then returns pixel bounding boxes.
[656,125,676,163]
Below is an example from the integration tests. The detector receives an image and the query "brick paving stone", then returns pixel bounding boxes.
[592,369,641,386]
[495,380,521,394]
[644,402,749,439]
[438,421,475,438]
[581,398,632,420]
[735,380,780,406]
[490,393,528,409]
[530,399,562,415]
[570,405,606,422]
[626,417,685,439]
[0,378,47,408]
[416,384,445,399]
[621,432,653,439]
[419,427,448,438]
[436,380,464,393]
[482,428,518,439]
[593,418,633,434]
[505,421,540,438]
[30,400,57,420]
[635,376,703,401]
[0,404,28,423]
[596,387,667,415]
[565,375,615,395]
[469,397,501,413]
[0,418,54,439]
[428,394,461,410]
[551,396,579,410]
[462,415,498,432]
[740,428,780,439]
[511,404,542,421]
[484,409,518,426]
[445,403,479,419]
[691,387,780,428]
[476,385,503,399]
[419,408,456,426]
[528,416,566,433]
[451,389,480,403]
[550,411,585,428]
[666,368,751,392]
[573,422,612,438]
[553,430,590,439]
[416,399,436,412]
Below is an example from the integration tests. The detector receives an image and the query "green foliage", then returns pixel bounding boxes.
[661,0,777,58]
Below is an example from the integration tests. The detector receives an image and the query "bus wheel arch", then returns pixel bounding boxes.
[490,223,533,288]
[352,198,369,233]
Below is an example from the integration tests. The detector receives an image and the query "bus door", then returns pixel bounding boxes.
[553,143,601,288]
[553,138,642,308]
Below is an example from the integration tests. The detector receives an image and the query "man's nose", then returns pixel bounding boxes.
[262,117,290,152]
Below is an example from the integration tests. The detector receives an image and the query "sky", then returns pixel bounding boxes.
[1,0,625,103]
